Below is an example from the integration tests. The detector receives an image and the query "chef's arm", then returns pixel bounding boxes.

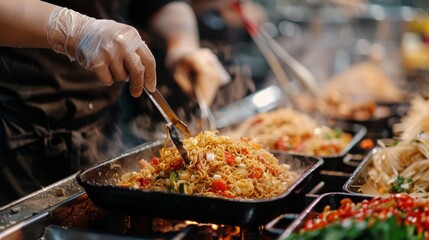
[0,0,156,96]
[0,0,55,48]
[150,2,199,57]
[149,1,230,105]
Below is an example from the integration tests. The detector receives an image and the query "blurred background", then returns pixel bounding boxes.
[195,0,429,98]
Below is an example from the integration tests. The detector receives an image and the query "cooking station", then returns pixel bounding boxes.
[0,3,417,239]
[0,138,373,240]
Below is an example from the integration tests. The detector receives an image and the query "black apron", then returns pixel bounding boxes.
[0,0,178,204]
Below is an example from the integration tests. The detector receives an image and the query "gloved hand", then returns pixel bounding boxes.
[165,47,230,106]
[46,7,156,97]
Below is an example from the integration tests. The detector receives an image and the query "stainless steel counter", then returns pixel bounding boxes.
[0,174,84,239]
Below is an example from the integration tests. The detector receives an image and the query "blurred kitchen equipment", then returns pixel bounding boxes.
[213,85,284,129]
[195,88,217,131]
[231,2,320,105]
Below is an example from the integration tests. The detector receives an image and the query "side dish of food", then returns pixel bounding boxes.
[355,96,429,198]
[359,133,429,198]
[228,108,353,157]
[286,194,429,240]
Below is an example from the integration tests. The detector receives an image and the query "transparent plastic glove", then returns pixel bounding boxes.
[46,7,156,97]
[166,48,230,106]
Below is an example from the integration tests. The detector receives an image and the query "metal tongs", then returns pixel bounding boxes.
[231,2,320,106]
[144,88,192,164]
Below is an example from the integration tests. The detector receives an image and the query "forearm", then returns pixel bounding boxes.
[0,0,57,48]
[150,2,199,52]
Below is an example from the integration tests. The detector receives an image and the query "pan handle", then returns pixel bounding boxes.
[264,213,299,236]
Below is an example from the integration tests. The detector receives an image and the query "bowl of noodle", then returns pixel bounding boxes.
[76,131,323,226]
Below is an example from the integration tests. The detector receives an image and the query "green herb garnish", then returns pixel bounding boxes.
[389,176,414,193]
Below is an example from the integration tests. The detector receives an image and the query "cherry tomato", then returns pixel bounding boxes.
[211,179,228,192]
[138,178,150,186]
[224,151,235,165]
[274,137,289,151]
[250,167,263,179]
[359,138,374,150]
[150,156,160,165]
[293,142,305,152]
[220,191,235,198]
[170,158,184,170]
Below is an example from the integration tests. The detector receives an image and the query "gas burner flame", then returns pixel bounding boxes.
[150,218,247,239]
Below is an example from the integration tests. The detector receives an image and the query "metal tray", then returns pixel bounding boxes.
[266,192,373,238]
[271,122,366,172]
[343,147,381,195]
[76,141,323,227]
[328,102,408,139]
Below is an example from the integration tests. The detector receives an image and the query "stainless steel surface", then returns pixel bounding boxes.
[213,85,284,129]
[0,174,84,239]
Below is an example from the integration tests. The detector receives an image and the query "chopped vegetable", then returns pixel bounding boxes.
[150,156,160,165]
[390,176,414,193]
[206,152,215,161]
[250,167,263,179]
[169,171,179,182]
[359,138,374,150]
[224,151,235,165]
[169,158,183,170]
[179,183,186,193]
[211,179,228,192]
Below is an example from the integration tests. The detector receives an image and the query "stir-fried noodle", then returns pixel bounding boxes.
[118,131,298,200]
[229,108,353,156]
